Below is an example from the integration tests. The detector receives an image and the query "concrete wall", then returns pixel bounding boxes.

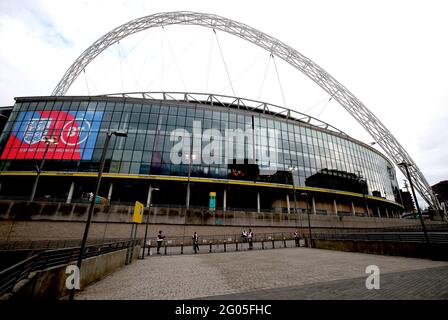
[4,245,140,300]
[0,200,440,241]
[314,239,448,261]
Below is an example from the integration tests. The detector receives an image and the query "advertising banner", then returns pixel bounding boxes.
[209,192,216,211]
[0,110,103,160]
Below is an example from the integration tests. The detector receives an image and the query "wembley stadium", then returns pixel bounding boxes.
[0,11,445,244]
[0,92,403,217]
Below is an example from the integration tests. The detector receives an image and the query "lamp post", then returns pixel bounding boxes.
[398,162,429,244]
[288,166,302,227]
[70,129,127,300]
[142,186,159,259]
[300,192,312,248]
[30,136,58,201]
[185,152,196,209]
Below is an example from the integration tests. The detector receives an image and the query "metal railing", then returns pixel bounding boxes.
[328,223,448,234]
[0,239,140,296]
[142,231,302,257]
[142,227,448,256]
[146,231,297,247]
[0,238,132,251]
[312,232,448,244]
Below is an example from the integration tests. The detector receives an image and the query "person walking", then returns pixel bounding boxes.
[247,228,254,250]
[192,231,200,253]
[294,229,300,247]
[156,230,165,254]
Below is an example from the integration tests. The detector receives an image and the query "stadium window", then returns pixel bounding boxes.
[176,107,186,117]
[195,108,204,118]
[132,151,143,162]
[176,116,186,126]
[121,150,132,161]
[204,110,212,119]
[186,108,195,117]
[139,113,149,124]
[159,105,169,115]
[112,149,123,161]
[112,112,122,122]
[58,101,71,111]
[134,135,145,151]
[212,110,220,120]
[221,112,228,122]
[133,104,142,113]
[184,117,194,128]
[124,134,136,150]
[105,102,115,111]
[119,162,130,174]
[142,151,152,162]
[130,113,140,123]
[167,116,176,126]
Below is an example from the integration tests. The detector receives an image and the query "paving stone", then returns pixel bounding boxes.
[75,247,448,300]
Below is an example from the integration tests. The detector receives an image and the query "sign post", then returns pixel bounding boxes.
[127,201,144,264]
[133,201,144,224]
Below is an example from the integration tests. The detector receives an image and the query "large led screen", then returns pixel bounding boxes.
[0,110,103,160]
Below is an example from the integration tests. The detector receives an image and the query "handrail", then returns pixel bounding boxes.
[1,223,447,251]
[0,239,140,296]
[312,232,448,244]
[143,231,298,246]
[0,238,134,251]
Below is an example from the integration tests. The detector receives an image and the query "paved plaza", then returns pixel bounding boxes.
[76,247,448,300]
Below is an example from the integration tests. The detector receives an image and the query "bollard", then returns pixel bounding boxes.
[224,241,227,252]
[209,241,212,253]
[272,239,275,249]
[236,240,239,251]
[283,237,287,248]
[261,240,264,250]
[181,242,184,255]
[164,242,167,255]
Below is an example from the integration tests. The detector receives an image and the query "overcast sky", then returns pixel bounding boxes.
[0,0,447,206]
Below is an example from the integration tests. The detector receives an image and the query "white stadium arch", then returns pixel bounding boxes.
[52,11,441,211]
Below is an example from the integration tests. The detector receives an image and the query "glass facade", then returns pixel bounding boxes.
[0,97,399,202]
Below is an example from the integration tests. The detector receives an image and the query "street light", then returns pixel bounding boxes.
[70,129,127,300]
[142,186,159,259]
[300,192,313,248]
[30,136,58,201]
[398,162,429,244]
[288,166,301,226]
[185,152,197,209]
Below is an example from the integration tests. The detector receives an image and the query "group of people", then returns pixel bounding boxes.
[241,228,254,249]
[154,230,200,254]
[153,227,302,255]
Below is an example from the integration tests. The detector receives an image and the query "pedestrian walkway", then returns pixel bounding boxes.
[203,265,448,300]
[75,247,448,300]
